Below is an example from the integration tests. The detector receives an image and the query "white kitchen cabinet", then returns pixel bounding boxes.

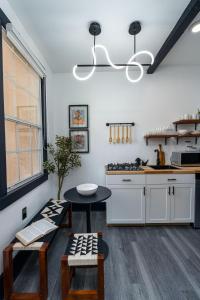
[146,174,195,224]
[146,185,170,223]
[146,182,195,224]
[106,185,145,224]
[106,173,195,225]
[171,184,194,223]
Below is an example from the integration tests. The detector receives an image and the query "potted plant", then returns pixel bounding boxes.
[43,135,81,200]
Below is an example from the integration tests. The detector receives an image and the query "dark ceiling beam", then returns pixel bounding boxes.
[147,0,200,74]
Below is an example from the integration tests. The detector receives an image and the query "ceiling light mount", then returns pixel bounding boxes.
[129,21,141,35]
[89,22,101,36]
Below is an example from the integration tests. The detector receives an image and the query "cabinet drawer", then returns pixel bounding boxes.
[106,174,145,185]
[146,174,195,185]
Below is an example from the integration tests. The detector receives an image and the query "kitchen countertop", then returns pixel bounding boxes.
[106,166,200,175]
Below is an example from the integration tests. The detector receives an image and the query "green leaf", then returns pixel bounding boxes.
[43,135,81,198]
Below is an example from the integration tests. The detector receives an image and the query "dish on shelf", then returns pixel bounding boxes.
[174,117,200,123]
[164,131,177,135]
[191,131,200,135]
[145,131,177,136]
[177,129,191,135]
[76,183,98,196]
[144,132,177,137]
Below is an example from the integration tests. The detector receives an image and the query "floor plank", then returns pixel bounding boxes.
[13,212,200,300]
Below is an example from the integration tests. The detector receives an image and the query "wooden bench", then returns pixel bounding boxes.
[3,199,72,300]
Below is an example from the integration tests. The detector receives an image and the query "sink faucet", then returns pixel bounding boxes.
[154,149,160,166]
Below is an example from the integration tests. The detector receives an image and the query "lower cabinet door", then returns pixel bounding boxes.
[106,185,145,224]
[146,185,170,223]
[171,184,194,223]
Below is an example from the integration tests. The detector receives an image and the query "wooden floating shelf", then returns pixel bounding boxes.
[145,118,200,145]
[173,119,200,124]
[173,119,200,130]
[144,134,200,145]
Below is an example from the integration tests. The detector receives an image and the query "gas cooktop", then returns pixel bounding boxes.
[106,163,143,171]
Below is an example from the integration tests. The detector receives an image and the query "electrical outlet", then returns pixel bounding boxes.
[22,207,27,220]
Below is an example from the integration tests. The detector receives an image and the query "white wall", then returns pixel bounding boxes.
[0,0,54,275]
[52,66,200,193]
[1,0,200,278]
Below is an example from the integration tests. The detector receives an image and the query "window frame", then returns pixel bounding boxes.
[0,10,48,211]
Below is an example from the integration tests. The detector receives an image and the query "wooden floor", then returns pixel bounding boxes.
[14,211,200,300]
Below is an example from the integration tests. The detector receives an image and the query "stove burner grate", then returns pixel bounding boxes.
[107,163,143,171]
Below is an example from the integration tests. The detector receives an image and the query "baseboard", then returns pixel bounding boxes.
[0,251,31,300]
[72,202,106,211]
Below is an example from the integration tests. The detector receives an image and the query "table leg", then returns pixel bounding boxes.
[39,243,48,300]
[86,204,91,233]
[3,244,13,300]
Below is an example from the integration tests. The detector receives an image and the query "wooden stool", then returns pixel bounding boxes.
[61,232,104,300]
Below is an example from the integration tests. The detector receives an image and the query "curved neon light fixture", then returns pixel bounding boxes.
[73,44,125,81]
[73,46,154,83]
[72,21,154,83]
[96,45,124,70]
[125,50,154,83]
[125,61,143,83]
[73,46,96,81]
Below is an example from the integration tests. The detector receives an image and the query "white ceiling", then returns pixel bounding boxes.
[7,0,200,73]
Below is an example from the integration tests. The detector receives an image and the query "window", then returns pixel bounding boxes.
[0,11,47,210]
[3,33,43,190]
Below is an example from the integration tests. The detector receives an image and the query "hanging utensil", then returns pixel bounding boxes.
[117,125,120,143]
[129,125,132,144]
[109,125,112,144]
[122,125,125,143]
[126,125,129,143]
[113,125,116,144]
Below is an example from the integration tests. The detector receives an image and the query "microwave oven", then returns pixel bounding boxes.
[171,151,200,166]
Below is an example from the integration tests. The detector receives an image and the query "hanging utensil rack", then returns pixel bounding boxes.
[106,122,135,126]
[106,122,135,144]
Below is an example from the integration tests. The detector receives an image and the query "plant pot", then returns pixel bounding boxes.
[52,199,61,203]
[52,199,66,204]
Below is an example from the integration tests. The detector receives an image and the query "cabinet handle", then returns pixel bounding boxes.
[172,186,175,195]
[143,187,146,196]
[167,178,177,181]
[168,186,171,195]
[122,179,132,182]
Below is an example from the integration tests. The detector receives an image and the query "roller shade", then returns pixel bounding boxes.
[6,23,46,78]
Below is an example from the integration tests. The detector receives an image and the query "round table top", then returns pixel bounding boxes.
[64,186,112,205]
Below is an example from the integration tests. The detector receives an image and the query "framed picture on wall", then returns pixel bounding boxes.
[69,129,89,153]
[69,105,88,129]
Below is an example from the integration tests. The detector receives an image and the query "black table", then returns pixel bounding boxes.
[64,186,111,233]
[64,186,111,259]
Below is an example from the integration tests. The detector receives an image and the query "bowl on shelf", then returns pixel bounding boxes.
[178,129,190,135]
[191,130,200,135]
[76,183,98,196]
